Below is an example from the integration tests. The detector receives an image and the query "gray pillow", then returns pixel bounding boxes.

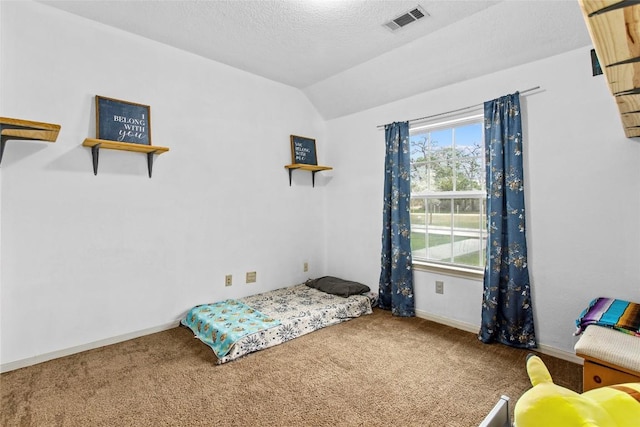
[305,276,370,298]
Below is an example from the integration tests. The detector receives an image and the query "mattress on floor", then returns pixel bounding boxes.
[183,283,373,364]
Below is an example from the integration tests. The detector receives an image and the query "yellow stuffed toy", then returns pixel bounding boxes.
[514,354,640,426]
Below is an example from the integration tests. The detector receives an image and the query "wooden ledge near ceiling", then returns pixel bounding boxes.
[578,0,640,138]
[0,117,61,142]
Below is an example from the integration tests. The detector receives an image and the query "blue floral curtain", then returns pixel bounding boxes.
[379,121,415,317]
[479,93,536,348]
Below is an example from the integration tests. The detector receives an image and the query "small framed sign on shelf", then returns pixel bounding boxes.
[285,135,332,187]
[290,135,317,165]
[96,95,151,145]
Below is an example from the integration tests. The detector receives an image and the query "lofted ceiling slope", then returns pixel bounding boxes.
[36,0,592,119]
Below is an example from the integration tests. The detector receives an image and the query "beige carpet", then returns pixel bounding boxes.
[1,309,581,426]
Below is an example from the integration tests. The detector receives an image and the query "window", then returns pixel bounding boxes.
[409,115,486,272]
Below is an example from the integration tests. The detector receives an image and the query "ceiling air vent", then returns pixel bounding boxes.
[384,6,428,32]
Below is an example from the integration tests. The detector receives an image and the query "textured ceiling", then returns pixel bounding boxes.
[37,0,592,119]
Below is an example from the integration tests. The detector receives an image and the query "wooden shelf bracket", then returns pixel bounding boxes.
[83,138,169,178]
[284,164,333,187]
[0,117,60,166]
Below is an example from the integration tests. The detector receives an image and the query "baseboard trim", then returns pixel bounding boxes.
[1,320,181,373]
[415,309,479,334]
[3,311,583,373]
[414,309,583,365]
[536,343,583,365]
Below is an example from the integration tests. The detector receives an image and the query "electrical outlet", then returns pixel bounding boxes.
[225,275,232,287]
[435,280,444,294]
[246,271,257,283]
[303,262,308,272]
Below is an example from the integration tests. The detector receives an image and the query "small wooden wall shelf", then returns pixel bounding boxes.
[284,163,332,187]
[82,138,169,178]
[578,0,640,138]
[0,117,60,165]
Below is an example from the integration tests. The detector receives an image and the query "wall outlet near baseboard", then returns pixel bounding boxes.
[303,262,308,272]
[435,280,444,294]
[225,274,232,287]
[246,271,256,283]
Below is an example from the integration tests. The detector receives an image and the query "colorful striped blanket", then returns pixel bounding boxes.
[575,297,640,336]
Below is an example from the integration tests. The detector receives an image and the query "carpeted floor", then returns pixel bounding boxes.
[1,308,581,426]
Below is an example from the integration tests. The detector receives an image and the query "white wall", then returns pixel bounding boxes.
[324,47,640,357]
[0,1,327,368]
[3,1,639,370]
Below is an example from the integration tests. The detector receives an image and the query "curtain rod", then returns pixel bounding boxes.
[376,86,541,129]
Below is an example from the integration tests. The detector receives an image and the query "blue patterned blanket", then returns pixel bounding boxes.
[181,299,281,358]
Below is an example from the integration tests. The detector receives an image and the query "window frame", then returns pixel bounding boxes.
[409,114,485,279]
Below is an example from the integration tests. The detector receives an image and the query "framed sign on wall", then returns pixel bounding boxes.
[285,134,332,187]
[290,135,317,165]
[96,95,151,145]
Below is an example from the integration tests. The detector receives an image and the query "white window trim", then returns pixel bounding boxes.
[409,114,486,277]
[410,113,483,133]
[411,190,486,198]
[413,259,484,280]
